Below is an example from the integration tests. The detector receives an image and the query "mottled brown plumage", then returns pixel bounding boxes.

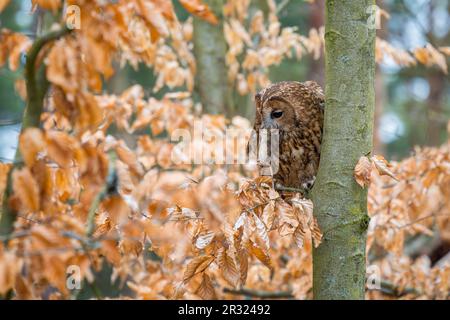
[251,81,324,192]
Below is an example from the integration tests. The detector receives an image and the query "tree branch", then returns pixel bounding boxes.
[22,26,71,132]
[375,280,421,297]
[0,26,71,239]
[223,287,294,299]
[276,0,291,15]
[275,186,307,194]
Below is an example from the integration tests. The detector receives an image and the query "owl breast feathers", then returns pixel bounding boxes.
[250,81,324,192]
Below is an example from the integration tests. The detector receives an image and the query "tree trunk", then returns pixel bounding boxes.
[426,72,445,146]
[311,0,375,300]
[193,0,233,116]
[307,0,325,88]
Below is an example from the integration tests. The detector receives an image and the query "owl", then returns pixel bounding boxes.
[249,81,324,193]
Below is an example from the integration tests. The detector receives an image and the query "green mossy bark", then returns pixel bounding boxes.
[193,0,233,116]
[311,0,375,300]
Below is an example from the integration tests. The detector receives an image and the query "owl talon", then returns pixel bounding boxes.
[301,177,316,190]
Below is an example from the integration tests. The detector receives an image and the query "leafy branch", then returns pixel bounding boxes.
[0,26,71,239]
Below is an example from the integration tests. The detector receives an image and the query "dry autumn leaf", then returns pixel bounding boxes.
[19,128,45,168]
[261,201,276,230]
[0,249,22,295]
[217,247,239,287]
[0,163,11,203]
[12,167,40,212]
[371,155,398,181]
[0,29,31,71]
[31,0,61,13]
[439,47,450,56]
[354,156,372,188]
[414,43,448,74]
[179,0,219,25]
[247,241,273,272]
[183,255,215,283]
[195,232,215,250]
[252,212,270,249]
[311,217,323,248]
[102,195,130,227]
[194,273,217,299]
[0,0,10,13]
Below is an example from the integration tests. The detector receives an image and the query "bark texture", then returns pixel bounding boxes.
[311,0,375,300]
[193,0,233,116]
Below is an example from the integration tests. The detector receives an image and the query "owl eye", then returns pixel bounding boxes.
[271,110,283,119]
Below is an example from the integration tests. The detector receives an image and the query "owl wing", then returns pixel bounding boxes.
[303,81,325,110]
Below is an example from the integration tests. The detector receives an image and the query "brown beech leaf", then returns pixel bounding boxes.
[101,239,121,266]
[371,155,398,181]
[0,249,22,295]
[293,225,306,248]
[252,212,270,250]
[233,227,249,286]
[248,241,273,272]
[195,232,215,250]
[195,273,216,299]
[102,195,130,227]
[439,47,450,56]
[236,246,249,286]
[0,163,11,202]
[120,239,143,257]
[0,30,31,71]
[422,168,440,189]
[262,201,276,230]
[136,0,169,41]
[183,255,215,283]
[292,197,313,218]
[311,217,323,248]
[354,156,372,188]
[31,0,61,12]
[12,167,40,212]
[45,131,78,168]
[14,79,26,100]
[19,128,45,168]
[0,0,11,13]
[179,0,218,25]
[414,43,448,74]
[217,247,239,287]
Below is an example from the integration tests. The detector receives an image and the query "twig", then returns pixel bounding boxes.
[275,186,307,194]
[374,280,421,297]
[223,287,294,299]
[397,211,448,229]
[276,0,291,14]
[85,168,118,238]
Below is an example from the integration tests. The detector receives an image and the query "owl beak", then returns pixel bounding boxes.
[262,115,276,129]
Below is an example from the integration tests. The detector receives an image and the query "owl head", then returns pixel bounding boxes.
[254,81,324,131]
[254,94,297,130]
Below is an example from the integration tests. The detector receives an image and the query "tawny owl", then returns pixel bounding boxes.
[250,81,324,193]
